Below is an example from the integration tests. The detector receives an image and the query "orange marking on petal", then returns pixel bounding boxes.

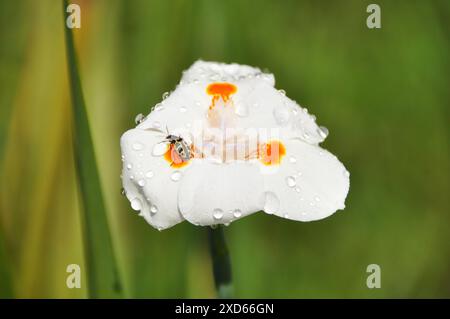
[207,82,237,109]
[164,144,190,168]
[258,140,286,166]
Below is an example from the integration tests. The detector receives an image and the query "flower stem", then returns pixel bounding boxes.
[208,226,233,298]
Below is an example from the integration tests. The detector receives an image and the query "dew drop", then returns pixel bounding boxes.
[235,103,249,117]
[343,170,350,177]
[315,196,320,202]
[295,187,301,193]
[263,192,280,214]
[289,156,297,164]
[284,213,289,218]
[278,89,286,96]
[152,143,168,156]
[152,121,161,129]
[150,205,158,214]
[120,188,126,196]
[170,170,182,182]
[179,106,187,113]
[162,92,170,100]
[145,171,154,178]
[130,198,142,211]
[134,113,145,124]
[213,209,224,220]
[126,163,133,170]
[138,179,146,187]
[154,103,164,111]
[233,209,242,218]
[132,142,144,151]
[286,176,296,188]
[273,106,290,125]
[317,126,329,139]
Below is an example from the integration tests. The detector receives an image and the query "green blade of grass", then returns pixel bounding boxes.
[63,0,122,298]
[0,226,13,298]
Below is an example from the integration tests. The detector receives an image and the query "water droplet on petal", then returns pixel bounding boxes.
[170,170,182,182]
[152,143,168,156]
[150,205,158,214]
[284,213,289,218]
[126,163,133,170]
[130,198,142,211]
[343,170,350,177]
[138,179,146,187]
[121,188,126,196]
[289,156,297,163]
[278,89,286,96]
[295,187,301,193]
[233,209,242,218]
[132,142,144,151]
[273,106,290,125]
[154,103,164,111]
[263,192,280,214]
[317,126,328,139]
[162,92,170,100]
[286,176,296,188]
[213,209,224,220]
[235,103,249,117]
[135,113,145,124]
[145,171,154,178]
[179,106,187,113]
[152,121,161,129]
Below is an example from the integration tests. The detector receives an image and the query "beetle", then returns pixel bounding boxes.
[163,127,192,164]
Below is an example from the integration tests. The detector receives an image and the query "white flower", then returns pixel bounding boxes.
[120,60,350,230]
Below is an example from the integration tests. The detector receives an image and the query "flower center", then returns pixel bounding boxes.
[164,144,190,168]
[207,82,237,110]
[258,140,286,166]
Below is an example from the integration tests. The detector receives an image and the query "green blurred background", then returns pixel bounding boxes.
[1,0,449,298]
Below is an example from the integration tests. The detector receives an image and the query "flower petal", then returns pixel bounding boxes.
[232,79,326,145]
[178,160,265,226]
[261,139,350,221]
[181,60,272,85]
[121,128,187,230]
